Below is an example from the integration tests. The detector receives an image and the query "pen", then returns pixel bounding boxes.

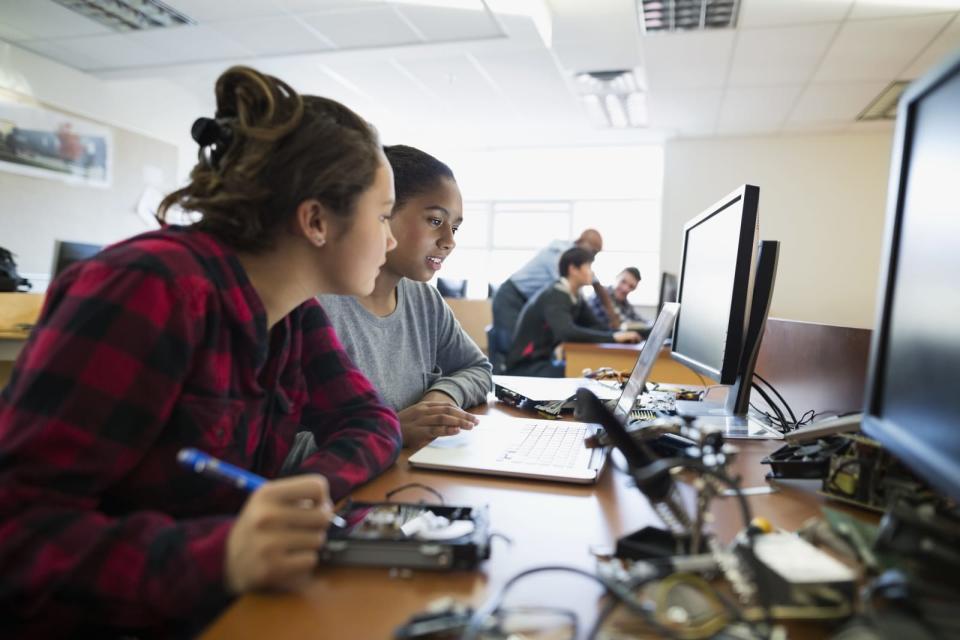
[177,448,347,528]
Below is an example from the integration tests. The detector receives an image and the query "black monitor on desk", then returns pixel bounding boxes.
[658,272,678,314]
[671,185,759,385]
[862,50,960,503]
[52,240,101,279]
[670,185,783,439]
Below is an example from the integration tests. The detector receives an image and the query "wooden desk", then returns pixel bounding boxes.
[563,342,704,386]
[201,401,829,640]
[0,292,43,386]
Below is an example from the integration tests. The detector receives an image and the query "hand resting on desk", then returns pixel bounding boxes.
[399,390,480,448]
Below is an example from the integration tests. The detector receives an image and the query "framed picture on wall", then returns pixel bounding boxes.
[0,89,112,188]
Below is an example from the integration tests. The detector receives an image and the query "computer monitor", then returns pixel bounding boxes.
[671,184,759,385]
[657,272,678,314]
[861,50,960,503]
[52,240,101,278]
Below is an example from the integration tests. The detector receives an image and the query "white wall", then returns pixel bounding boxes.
[0,42,203,287]
[661,131,894,329]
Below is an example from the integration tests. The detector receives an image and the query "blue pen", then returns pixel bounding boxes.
[177,448,347,528]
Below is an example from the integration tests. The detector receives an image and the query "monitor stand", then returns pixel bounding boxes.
[675,240,783,440]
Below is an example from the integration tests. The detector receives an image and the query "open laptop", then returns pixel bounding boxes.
[408,303,680,484]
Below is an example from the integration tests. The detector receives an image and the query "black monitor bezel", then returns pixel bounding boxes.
[861,49,960,503]
[671,184,759,385]
[657,271,678,314]
[52,240,102,278]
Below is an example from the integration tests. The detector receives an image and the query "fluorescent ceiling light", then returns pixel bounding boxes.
[51,0,194,31]
[574,70,646,129]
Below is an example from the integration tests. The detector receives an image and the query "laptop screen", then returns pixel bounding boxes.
[613,302,680,421]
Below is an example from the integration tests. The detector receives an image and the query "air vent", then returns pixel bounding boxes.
[51,0,194,32]
[858,81,910,121]
[639,0,740,33]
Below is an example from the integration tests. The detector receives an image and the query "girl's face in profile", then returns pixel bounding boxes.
[323,155,398,296]
[383,177,463,283]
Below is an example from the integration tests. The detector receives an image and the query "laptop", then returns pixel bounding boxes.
[408,303,680,484]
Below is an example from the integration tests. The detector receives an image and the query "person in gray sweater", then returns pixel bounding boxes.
[315,145,491,449]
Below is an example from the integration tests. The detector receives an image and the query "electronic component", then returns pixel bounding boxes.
[319,501,491,570]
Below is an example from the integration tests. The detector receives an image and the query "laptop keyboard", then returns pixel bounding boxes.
[497,422,594,469]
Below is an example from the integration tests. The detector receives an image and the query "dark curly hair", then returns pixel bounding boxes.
[158,66,382,252]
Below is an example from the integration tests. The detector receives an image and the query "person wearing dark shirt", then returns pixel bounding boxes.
[589,266,646,329]
[505,247,641,377]
[0,66,402,638]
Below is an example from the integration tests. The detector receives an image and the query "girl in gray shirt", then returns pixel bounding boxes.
[317,145,492,448]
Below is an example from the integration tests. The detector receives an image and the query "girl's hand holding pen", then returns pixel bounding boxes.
[225,474,336,594]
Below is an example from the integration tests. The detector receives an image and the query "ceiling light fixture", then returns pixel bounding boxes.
[859,80,910,121]
[51,0,194,32]
[638,0,740,33]
[574,70,646,129]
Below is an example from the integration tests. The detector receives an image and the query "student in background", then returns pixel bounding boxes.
[505,247,641,377]
[295,145,491,451]
[0,67,401,637]
[589,266,646,329]
[491,229,619,340]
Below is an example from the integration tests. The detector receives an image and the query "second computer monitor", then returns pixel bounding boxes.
[671,184,759,385]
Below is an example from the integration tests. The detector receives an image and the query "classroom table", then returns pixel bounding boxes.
[201,398,838,640]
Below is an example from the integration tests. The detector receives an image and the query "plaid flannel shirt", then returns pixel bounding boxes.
[0,227,401,637]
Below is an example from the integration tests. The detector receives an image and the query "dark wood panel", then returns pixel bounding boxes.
[754,318,872,416]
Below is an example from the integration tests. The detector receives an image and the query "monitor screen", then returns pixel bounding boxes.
[671,185,759,384]
[863,52,960,502]
[52,241,102,278]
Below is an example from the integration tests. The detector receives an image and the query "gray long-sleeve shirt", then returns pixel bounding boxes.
[317,279,492,411]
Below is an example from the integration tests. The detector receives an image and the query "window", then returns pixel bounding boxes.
[433,146,664,304]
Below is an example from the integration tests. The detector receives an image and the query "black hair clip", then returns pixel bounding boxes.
[191,117,233,169]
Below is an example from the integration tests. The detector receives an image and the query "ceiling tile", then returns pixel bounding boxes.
[298,5,422,48]
[729,23,838,86]
[164,0,284,22]
[787,81,888,123]
[848,0,960,20]
[397,53,515,121]
[717,85,803,133]
[125,25,252,66]
[14,37,104,70]
[25,32,172,71]
[274,0,385,12]
[901,15,960,78]
[212,15,335,56]
[646,88,723,135]
[812,13,954,82]
[393,4,502,42]
[0,21,31,42]
[0,0,113,39]
[738,0,853,28]
[780,119,849,133]
[642,30,736,90]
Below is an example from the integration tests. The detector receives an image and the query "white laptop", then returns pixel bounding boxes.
[408,303,681,484]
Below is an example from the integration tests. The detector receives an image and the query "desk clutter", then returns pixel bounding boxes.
[391,389,959,640]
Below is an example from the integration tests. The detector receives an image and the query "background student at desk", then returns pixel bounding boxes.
[505,247,641,378]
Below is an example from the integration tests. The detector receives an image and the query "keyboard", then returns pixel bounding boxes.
[497,422,594,469]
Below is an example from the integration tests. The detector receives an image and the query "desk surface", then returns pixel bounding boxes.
[201,400,833,640]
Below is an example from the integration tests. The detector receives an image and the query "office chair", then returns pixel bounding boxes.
[485,323,512,374]
[436,277,468,298]
[487,282,499,299]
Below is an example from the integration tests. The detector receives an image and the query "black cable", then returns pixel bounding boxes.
[752,373,797,425]
[751,383,789,432]
[384,482,445,504]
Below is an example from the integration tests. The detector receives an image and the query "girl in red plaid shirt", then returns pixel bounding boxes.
[0,66,402,637]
